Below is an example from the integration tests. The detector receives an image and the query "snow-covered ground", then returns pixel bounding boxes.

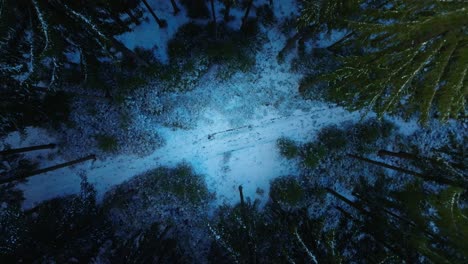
[1,1,433,209]
[14,105,360,208]
[13,27,364,207]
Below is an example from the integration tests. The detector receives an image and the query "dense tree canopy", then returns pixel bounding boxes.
[0,0,146,135]
[300,0,467,123]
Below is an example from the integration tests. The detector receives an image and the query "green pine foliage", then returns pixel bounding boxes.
[0,177,100,262]
[346,145,468,263]
[303,0,467,123]
[161,20,261,91]
[297,0,360,30]
[0,0,145,135]
[353,181,468,263]
[0,175,192,262]
[278,118,395,168]
[276,137,299,159]
[209,182,395,263]
[278,0,360,62]
[269,176,305,207]
[0,0,141,87]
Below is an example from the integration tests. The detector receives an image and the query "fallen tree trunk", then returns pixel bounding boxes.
[0,155,96,184]
[0,143,56,156]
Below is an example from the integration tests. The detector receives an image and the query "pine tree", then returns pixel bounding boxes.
[335,148,468,263]
[0,0,147,135]
[303,0,467,123]
[348,150,468,189]
[297,0,360,30]
[241,0,254,31]
[141,0,167,28]
[170,0,180,15]
[278,0,360,61]
[221,0,235,22]
[210,0,217,37]
[345,181,468,263]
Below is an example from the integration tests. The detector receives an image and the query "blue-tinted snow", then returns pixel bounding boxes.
[115,1,189,63]
[7,0,461,210]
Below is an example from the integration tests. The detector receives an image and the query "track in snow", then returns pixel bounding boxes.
[19,105,359,208]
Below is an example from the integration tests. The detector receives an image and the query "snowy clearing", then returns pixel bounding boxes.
[15,24,368,208]
[17,104,361,208]
[2,0,424,209]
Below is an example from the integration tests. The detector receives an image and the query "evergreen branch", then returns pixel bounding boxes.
[48,57,58,89]
[437,50,468,120]
[381,38,446,113]
[366,46,423,112]
[418,33,458,123]
[207,222,240,263]
[61,3,107,41]
[31,0,48,53]
[21,11,35,85]
[294,227,319,264]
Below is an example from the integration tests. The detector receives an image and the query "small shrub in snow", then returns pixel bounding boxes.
[165,21,262,85]
[302,143,327,168]
[106,164,213,208]
[296,118,396,169]
[166,164,212,205]
[277,137,299,159]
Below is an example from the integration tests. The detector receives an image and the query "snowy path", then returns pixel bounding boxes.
[18,104,359,208]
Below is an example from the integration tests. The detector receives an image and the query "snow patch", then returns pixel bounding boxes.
[116,1,189,63]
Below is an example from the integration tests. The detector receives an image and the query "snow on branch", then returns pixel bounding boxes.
[207,223,240,263]
[294,228,319,264]
[61,3,107,41]
[48,57,58,89]
[31,0,49,52]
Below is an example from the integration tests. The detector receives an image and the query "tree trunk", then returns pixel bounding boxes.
[0,155,96,184]
[347,154,459,187]
[326,31,355,52]
[0,143,56,156]
[238,185,256,264]
[326,188,370,215]
[328,189,404,257]
[377,150,418,160]
[125,9,140,25]
[241,0,254,30]
[170,0,180,15]
[353,191,446,244]
[223,1,232,21]
[379,149,464,170]
[210,0,217,37]
[334,202,407,259]
[239,185,245,207]
[141,0,167,28]
[109,36,149,67]
[335,206,356,220]
[278,28,315,64]
[349,153,409,173]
